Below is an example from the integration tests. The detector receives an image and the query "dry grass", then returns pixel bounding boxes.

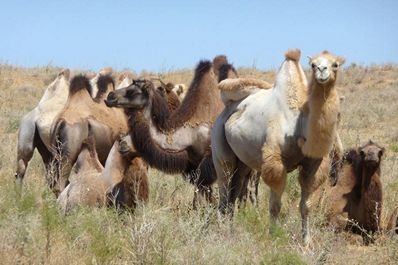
[0,63,397,264]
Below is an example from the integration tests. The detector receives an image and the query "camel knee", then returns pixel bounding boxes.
[15,159,27,182]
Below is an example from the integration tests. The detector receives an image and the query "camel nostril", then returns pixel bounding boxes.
[107,92,116,101]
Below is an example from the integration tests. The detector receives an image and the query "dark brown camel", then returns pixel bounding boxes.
[326,140,385,243]
[105,59,225,206]
[51,74,128,196]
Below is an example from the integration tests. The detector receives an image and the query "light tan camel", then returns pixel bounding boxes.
[211,49,345,244]
[50,74,128,195]
[15,69,70,184]
[57,135,148,213]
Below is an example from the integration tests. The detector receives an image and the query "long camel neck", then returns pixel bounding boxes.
[128,110,190,174]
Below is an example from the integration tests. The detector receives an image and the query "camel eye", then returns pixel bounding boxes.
[378,150,384,157]
[126,89,136,99]
[311,63,316,69]
[360,150,365,157]
[332,63,339,69]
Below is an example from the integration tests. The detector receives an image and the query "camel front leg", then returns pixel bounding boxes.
[299,156,330,245]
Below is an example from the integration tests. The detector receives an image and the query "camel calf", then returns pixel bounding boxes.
[57,135,148,213]
[326,140,384,243]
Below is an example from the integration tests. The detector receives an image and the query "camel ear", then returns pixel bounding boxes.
[59,69,70,80]
[336,57,346,66]
[307,56,313,64]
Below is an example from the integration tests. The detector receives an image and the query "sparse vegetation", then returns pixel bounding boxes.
[0,64,397,264]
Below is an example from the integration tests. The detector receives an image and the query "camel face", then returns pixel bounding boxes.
[359,141,384,168]
[105,80,152,110]
[309,51,345,85]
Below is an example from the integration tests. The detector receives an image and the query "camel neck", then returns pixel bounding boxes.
[361,165,380,191]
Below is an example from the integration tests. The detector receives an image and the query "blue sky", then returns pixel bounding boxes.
[1,0,397,72]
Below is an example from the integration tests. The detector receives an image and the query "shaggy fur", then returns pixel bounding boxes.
[326,141,384,243]
[298,51,343,158]
[128,111,190,174]
[218,64,238,83]
[69,75,92,97]
[94,74,115,102]
[213,55,229,77]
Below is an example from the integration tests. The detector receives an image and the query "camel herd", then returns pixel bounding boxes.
[15,49,397,245]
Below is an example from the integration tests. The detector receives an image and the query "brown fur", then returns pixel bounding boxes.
[163,60,223,130]
[213,55,229,77]
[128,111,190,174]
[326,141,384,242]
[68,75,92,97]
[94,74,114,102]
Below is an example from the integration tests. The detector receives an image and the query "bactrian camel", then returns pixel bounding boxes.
[51,74,128,195]
[211,49,345,243]
[15,69,70,185]
[325,140,384,243]
[105,60,225,205]
[57,134,148,213]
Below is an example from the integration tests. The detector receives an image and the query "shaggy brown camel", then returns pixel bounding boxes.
[15,69,70,185]
[212,49,345,244]
[51,74,128,195]
[326,140,385,243]
[57,135,148,213]
[105,59,224,205]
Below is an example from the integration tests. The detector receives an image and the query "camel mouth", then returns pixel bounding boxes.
[104,99,117,107]
[316,77,330,84]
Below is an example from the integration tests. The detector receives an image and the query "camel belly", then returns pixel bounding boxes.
[224,89,301,171]
[224,91,272,170]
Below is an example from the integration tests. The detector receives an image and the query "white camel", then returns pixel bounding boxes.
[211,49,345,244]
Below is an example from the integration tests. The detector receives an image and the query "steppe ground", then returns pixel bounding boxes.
[0,62,397,264]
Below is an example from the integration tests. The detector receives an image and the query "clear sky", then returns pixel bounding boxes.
[1,0,397,72]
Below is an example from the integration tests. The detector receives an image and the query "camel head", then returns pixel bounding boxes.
[308,51,345,85]
[105,79,154,110]
[359,140,384,169]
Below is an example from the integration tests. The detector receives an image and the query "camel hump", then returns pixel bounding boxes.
[213,55,228,72]
[69,75,92,96]
[219,78,272,92]
[219,78,272,105]
[99,67,113,76]
[285,48,301,61]
[58,69,70,80]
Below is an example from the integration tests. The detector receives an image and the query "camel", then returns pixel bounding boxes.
[57,134,148,213]
[15,69,70,184]
[105,59,225,205]
[155,80,181,112]
[50,74,128,195]
[211,49,345,243]
[387,207,398,234]
[325,141,384,243]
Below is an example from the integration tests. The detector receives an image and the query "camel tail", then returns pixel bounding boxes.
[195,151,217,187]
[285,49,301,61]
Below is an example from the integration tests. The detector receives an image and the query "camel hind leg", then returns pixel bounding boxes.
[261,147,287,225]
[299,156,330,244]
[15,112,37,183]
